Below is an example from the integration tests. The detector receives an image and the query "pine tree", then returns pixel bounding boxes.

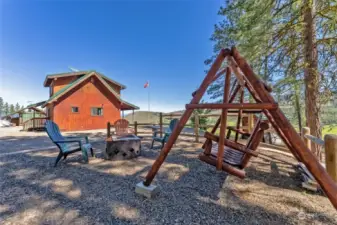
[4,102,9,116]
[189,100,211,131]
[0,97,3,116]
[15,103,20,112]
[9,104,15,114]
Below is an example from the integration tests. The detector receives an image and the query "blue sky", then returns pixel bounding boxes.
[0,0,222,112]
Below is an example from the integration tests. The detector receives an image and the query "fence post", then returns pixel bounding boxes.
[159,112,163,138]
[248,114,254,133]
[301,127,311,151]
[107,122,111,138]
[134,121,138,136]
[194,113,199,143]
[324,134,337,182]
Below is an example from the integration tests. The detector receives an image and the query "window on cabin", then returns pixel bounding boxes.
[71,106,79,113]
[91,107,103,116]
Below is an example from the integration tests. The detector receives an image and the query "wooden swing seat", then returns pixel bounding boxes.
[200,120,269,178]
[210,142,244,166]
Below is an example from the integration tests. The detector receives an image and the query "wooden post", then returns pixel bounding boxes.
[217,67,231,170]
[143,48,231,186]
[301,127,311,151]
[235,88,244,142]
[159,112,163,138]
[248,114,253,133]
[240,121,269,168]
[33,110,36,130]
[107,122,111,138]
[134,121,138,136]
[324,135,337,182]
[194,113,199,143]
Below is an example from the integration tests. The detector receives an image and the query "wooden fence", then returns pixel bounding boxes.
[108,112,255,143]
[301,127,337,182]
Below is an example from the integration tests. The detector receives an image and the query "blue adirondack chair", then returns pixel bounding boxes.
[151,119,179,149]
[45,120,94,167]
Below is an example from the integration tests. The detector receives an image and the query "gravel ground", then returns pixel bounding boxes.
[0,128,336,225]
[0,127,107,155]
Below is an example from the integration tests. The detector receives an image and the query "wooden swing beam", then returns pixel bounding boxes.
[235,89,244,142]
[216,67,231,170]
[142,47,337,210]
[186,103,278,110]
[199,153,246,179]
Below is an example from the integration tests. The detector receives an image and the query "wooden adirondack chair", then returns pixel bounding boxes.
[45,120,94,167]
[114,119,134,136]
[151,119,179,149]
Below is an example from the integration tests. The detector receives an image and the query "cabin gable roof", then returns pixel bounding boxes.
[42,72,138,110]
[43,70,126,89]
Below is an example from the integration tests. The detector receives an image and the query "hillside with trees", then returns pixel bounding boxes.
[0,97,25,117]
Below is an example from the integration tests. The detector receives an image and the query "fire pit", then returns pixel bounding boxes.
[105,134,141,160]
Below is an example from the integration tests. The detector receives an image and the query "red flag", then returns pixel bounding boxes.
[144,81,149,88]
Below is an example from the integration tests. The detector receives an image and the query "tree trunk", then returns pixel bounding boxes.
[303,0,321,156]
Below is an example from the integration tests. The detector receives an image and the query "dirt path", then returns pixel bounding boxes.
[0,129,336,224]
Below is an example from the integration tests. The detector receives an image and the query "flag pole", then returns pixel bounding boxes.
[148,82,150,123]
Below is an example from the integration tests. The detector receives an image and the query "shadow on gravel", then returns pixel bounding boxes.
[0,138,335,225]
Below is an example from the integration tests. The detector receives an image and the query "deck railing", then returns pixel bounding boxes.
[22,117,49,131]
[301,127,337,182]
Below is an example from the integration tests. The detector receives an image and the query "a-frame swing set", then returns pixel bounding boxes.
[140,47,337,209]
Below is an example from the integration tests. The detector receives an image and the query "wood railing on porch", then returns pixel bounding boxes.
[22,117,49,131]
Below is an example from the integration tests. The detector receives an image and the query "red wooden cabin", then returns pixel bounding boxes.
[42,70,138,131]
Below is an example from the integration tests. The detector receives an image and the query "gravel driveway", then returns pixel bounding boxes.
[0,128,336,224]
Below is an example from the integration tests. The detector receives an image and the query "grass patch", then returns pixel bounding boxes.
[322,124,337,136]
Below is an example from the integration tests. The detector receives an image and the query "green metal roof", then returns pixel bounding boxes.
[121,100,140,110]
[27,100,47,108]
[42,74,91,107]
[42,72,139,110]
[43,70,126,89]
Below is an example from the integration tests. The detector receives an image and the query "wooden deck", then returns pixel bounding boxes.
[22,117,49,131]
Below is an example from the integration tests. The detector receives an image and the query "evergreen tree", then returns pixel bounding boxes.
[4,102,9,116]
[0,97,3,116]
[9,104,15,114]
[189,100,211,131]
[15,103,20,112]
